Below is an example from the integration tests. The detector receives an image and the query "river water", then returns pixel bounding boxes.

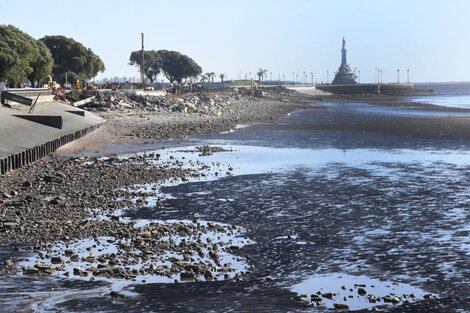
[2,90,470,312]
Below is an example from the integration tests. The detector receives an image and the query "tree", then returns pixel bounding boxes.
[40,35,105,84]
[200,74,208,83]
[205,72,216,84]
[257,68,268,82]
[158,50,202,84]
[28,40,54,87]
[0,25,40,86]
[129,50,161,83]
[219,73,225,83]
[209,72,216,83]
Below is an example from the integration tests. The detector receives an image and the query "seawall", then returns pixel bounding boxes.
[0,99,105,175]
[315,83,414,96]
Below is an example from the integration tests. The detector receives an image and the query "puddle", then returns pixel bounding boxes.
[290,273,434,311]
[18,220,254,291]
[117,145,470,183]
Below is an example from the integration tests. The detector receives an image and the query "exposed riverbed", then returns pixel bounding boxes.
[1,97,470,312]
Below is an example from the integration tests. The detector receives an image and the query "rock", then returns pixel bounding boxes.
[358,287,367,296]
[1,222,18,229]
[333,303,349,310]
[50,256,62,264]
[204,270,213,279]
[43,175,62,183]
[2,191,11,199]
[180,271,195,280]
[23,267,40,275]
[322,292,334,300]
[3,258,14,267]
[34,262,51,271]
[383,295,400,303]
[311,294,322,302]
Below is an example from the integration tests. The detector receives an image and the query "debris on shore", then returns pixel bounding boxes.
[63,87,300,114]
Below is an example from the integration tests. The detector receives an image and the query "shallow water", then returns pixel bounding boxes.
[290,273,431,310]
[2,102,470,312]
[409,94,470,109]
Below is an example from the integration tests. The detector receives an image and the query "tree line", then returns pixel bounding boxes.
[129,50,202,84]
[0,24,232,88]
[0,25,105,87]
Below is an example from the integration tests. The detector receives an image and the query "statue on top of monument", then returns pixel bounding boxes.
[332,37,357,85]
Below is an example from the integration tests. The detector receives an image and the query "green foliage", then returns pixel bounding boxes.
[129,50,161,83]
[40,35,105,84]
[28,40,54,86]
[0,25,40,85]
[158,50,202,84]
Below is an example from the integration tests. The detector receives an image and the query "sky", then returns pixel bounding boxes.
[1,0,470,83]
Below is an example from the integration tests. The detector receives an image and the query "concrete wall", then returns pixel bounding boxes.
[0,101,105,175]
[316,83,414,96]
[0,124,101,175]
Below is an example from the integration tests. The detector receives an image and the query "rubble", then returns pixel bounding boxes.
[63,87,301,115]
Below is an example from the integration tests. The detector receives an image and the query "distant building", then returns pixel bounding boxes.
[332,37,357,85]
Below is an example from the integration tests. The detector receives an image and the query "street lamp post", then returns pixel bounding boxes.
[407,68,410,84]
[292,72,295,84]
[311,72,313,85]
[397,69,400,84]
[358,70,361,84]
[327,71,329,84]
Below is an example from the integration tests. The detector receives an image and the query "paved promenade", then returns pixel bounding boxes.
[0,101,105,174]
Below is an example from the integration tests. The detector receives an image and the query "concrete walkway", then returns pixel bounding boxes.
[0,101,105,175]
[286,86,332,96]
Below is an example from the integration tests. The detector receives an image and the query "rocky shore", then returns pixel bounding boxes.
[60,87,310,154]
[2,87,468,312]
[0,87,310,292]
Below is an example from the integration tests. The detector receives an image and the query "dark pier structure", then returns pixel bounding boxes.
[316,38,413,96]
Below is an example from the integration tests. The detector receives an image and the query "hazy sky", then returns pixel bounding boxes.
[2,0,470,83]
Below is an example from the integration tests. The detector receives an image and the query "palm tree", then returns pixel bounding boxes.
[257,68,268,82]
[219,73,225,83]
[204,72,216,84]
[200,74,208,83]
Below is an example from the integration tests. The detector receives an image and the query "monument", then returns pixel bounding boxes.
[331,37,357,85]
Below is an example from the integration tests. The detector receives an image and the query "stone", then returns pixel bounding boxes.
[383,295,400,303]
[34,262,51,271]
[333,303,349,310]
[311,294,322,302]
[358,287,367,296]
[3,258,14,267]
[43,175,62,183]
[51,256,62,264]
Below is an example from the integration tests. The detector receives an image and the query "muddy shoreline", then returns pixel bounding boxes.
[1,90,469,312]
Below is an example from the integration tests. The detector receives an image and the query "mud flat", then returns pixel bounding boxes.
[1,89,469,312]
